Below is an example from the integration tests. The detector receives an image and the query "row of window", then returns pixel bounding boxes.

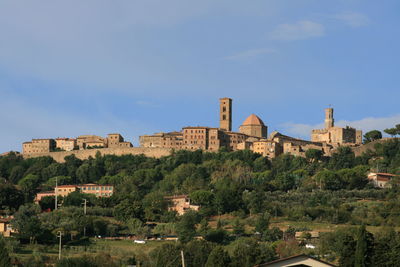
[81,186,113,191]
[185,129,206,134]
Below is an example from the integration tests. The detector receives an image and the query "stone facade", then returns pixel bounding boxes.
[35,183,114,202]
[165,195,200,215]
[311,108,362,146]
[55,138,76,151]
[219,97,232,131]
[239,114,268,138]
[23,133,133,156]
[23,139,55,154]
[107,133,133,148]
[139,132,183,149]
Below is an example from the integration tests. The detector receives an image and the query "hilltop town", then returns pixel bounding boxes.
[21,98,363,161]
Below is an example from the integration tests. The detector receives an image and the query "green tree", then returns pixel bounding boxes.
[231,237,276,267]
[363,130,382,143]
[305,149,323,162]
[255,212,270,233]
[114,199,144,222]
[143,192,168,221]
[205,246,231,267]
[0,236,11,267]
[328,147,356,170]
[176,211,199,243]
[384,127,398,137]
[11,204,43,243]
[18,174,41,201]
[314,170,344,190]
[354,225,374,267]
[0,183,24,211]
[150,243,181,267]
[184,240,215,267]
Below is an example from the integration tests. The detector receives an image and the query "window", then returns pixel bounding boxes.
[223,107,226,112]
[223,115,226,120]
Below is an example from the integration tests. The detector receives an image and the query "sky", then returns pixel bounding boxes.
[0,0,399,152]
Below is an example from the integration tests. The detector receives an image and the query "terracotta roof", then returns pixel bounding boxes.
[164,195,188,199]
[242,114,265,126]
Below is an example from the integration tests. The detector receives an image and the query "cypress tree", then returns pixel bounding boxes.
[0,236,11,267]
[354,225,374,267]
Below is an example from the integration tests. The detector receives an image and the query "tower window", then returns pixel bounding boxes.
[223,115,226,120]
[223,107,226,112]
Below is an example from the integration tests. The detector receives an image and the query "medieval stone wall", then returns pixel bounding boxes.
[23,147,172,163]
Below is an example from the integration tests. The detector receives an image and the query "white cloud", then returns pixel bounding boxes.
[270,20,325,41]
[281,114,400,140]
[224,48,276,61]
[334,12,370,28]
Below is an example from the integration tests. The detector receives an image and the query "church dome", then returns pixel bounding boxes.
[242,114,265,126]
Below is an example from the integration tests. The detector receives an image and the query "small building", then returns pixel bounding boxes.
[35,184,114,203]
[79,184,114,197]
[56,185,79,197]
[165,195,200,215]
[256,254,336,267]
[367,172,397,188]
[0,218,14,237]
[34,191,56,203]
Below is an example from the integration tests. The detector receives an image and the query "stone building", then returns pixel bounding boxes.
[23,133,132,155]
[107,133,133,148]
[23,139,55,154]
[249,131,330,158]
[139,132,183,149]
[35,183,114,203]
[165,195,200,215]
[311,108,362,146]
[252,139,283,158]
[55,138,76,151]
[239,114,268,138]
[367,172,397,188]
[219,97,232,131]
[140,98,264,152]
[76,135,106,149]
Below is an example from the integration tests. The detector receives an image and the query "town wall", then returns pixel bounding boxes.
[23,147,172,163]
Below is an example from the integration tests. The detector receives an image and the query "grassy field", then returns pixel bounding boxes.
[11,239,174,265]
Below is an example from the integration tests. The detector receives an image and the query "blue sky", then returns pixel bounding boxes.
[1,0,399,152]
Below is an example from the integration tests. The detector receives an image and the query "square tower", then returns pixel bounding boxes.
[325,108,334,129]
[219,98,232,131]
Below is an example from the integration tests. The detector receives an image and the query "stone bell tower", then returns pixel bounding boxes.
[325,108,334,129]
[219,98,232,131]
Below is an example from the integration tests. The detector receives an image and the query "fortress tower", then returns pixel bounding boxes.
[219,98,232,131]
[325,108,334,129]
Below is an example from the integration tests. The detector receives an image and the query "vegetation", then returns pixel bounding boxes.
[0,138,399,265]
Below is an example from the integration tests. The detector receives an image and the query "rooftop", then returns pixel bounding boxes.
[242,114,265,126]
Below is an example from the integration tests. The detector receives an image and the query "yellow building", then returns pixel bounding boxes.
[55,138,76,151]
[165,195,200,215]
